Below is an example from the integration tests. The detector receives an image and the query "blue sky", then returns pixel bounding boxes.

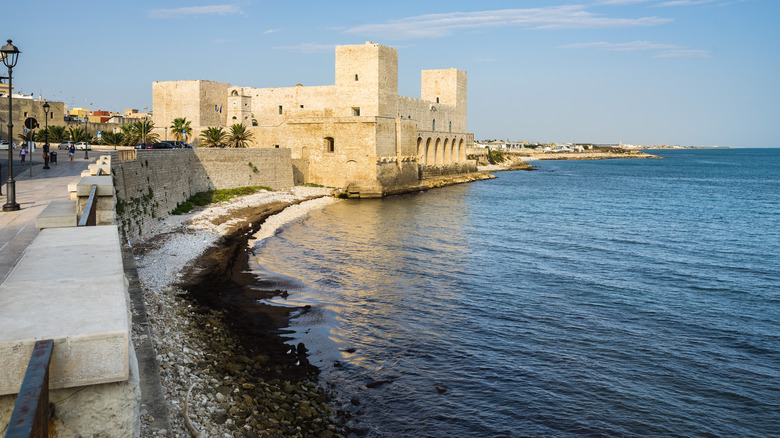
[4,0,778,146]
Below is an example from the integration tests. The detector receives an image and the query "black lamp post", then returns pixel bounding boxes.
[83,111,88,160]
[42,102,50,169]
[2,39,20,212]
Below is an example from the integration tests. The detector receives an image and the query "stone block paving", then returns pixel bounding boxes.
[0,152,93,283]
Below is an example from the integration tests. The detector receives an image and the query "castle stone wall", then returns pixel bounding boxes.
[112,148,292,243]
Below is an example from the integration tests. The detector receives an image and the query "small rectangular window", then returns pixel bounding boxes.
[355,74,359,81]
[300,105,304,108]
[274,144,280,148]
[352,107,360,116]
[325,137,334,153]
[278,105,283,115]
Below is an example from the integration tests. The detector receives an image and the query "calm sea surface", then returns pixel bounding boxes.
[250,148,780,437]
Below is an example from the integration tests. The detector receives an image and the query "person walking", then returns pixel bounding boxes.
[69,144,75,162]
[19,147,26,164]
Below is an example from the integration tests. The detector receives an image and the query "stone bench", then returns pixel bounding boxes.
[0,226,130,395]
[35,199,78,229]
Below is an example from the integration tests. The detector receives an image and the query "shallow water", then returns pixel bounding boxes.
[250,149,780,437]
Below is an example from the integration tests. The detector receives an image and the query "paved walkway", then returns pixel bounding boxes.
[0,154,93,283]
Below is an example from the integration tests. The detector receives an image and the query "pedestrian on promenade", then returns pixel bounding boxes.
[69,144,75,161]
[19,147,26,164]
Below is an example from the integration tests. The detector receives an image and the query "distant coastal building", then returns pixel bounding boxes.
[152,42,476,195]
[474,140,531,150]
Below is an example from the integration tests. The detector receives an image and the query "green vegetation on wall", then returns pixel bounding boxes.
[171,186,274,215]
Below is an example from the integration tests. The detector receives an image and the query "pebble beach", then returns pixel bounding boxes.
[130,186,350,438]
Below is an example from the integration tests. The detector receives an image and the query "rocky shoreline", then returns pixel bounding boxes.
[132,187,357,438]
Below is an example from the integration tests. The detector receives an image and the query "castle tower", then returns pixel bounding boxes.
[421,68,467,132]
[227,87,252,126]
[335,42,398,117]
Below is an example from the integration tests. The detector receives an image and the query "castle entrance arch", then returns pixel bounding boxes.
[426,138,434,165]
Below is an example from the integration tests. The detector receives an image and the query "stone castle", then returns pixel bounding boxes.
[152,42,476,196]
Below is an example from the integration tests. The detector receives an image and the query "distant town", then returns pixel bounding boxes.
[474,140,729,151]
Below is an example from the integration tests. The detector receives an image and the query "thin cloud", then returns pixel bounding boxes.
[656,0,716,6]
[562,40,711,58]
[343,6,673,40]
[654,49,711,58]
[596,0,653,5]
[273,43,335,53]
[561,41,681,51]
[148,5,243,19]
[263,29,280,35]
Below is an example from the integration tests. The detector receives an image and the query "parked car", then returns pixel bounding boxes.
[75,142,91,150]
[58,141,76,150]
[152,142,175,149]
[167,140,192,148]
[135,143,154,149]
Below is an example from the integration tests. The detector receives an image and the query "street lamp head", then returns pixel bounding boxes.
[1,39,20,69]
[43,101,50,114]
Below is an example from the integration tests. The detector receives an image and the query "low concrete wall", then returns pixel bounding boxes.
[112,148,294,243]
[0,226,140,437]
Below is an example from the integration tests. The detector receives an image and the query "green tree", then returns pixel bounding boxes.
[119,123,135,145]
[101,132,124,146]
[170,117,192,142]
[134,120,158,144]
[122,120,158,145]
[47,126,67,143]
[34,129,48,142]
[68,127,90,143]
[228,124,254,148]
[200,127,227,148]
[18,130,35,143]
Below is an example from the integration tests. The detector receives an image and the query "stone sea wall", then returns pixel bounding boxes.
[112,148,294,243]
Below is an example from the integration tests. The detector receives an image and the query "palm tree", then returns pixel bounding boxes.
[48,126,67,143]
[122,120,158,145]
[68,127,91,143]
[34,129,48,142]
[229,124,254,148]
[18,131,35,144]
[101,132,124,146]
[170,117,192,142]
[200,127,227,148]
[120,123,136,145]
[134,120,158,144]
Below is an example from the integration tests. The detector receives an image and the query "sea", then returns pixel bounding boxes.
[248,148,780,437]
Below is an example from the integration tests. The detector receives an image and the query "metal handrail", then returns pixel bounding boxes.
[6,339,54,438]
[78,185,98,227]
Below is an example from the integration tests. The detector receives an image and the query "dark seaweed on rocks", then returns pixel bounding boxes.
[174,199,349,437]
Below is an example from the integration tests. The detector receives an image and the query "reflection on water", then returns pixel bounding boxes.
[247,149,780,438]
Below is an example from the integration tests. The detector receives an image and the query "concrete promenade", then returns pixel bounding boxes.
[0,152,92,283]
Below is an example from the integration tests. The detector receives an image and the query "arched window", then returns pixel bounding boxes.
[355,74,359,81]
[325,137,335,153]
[432,119,436,131]
[231,90,239,96]
[436,97,440,103]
